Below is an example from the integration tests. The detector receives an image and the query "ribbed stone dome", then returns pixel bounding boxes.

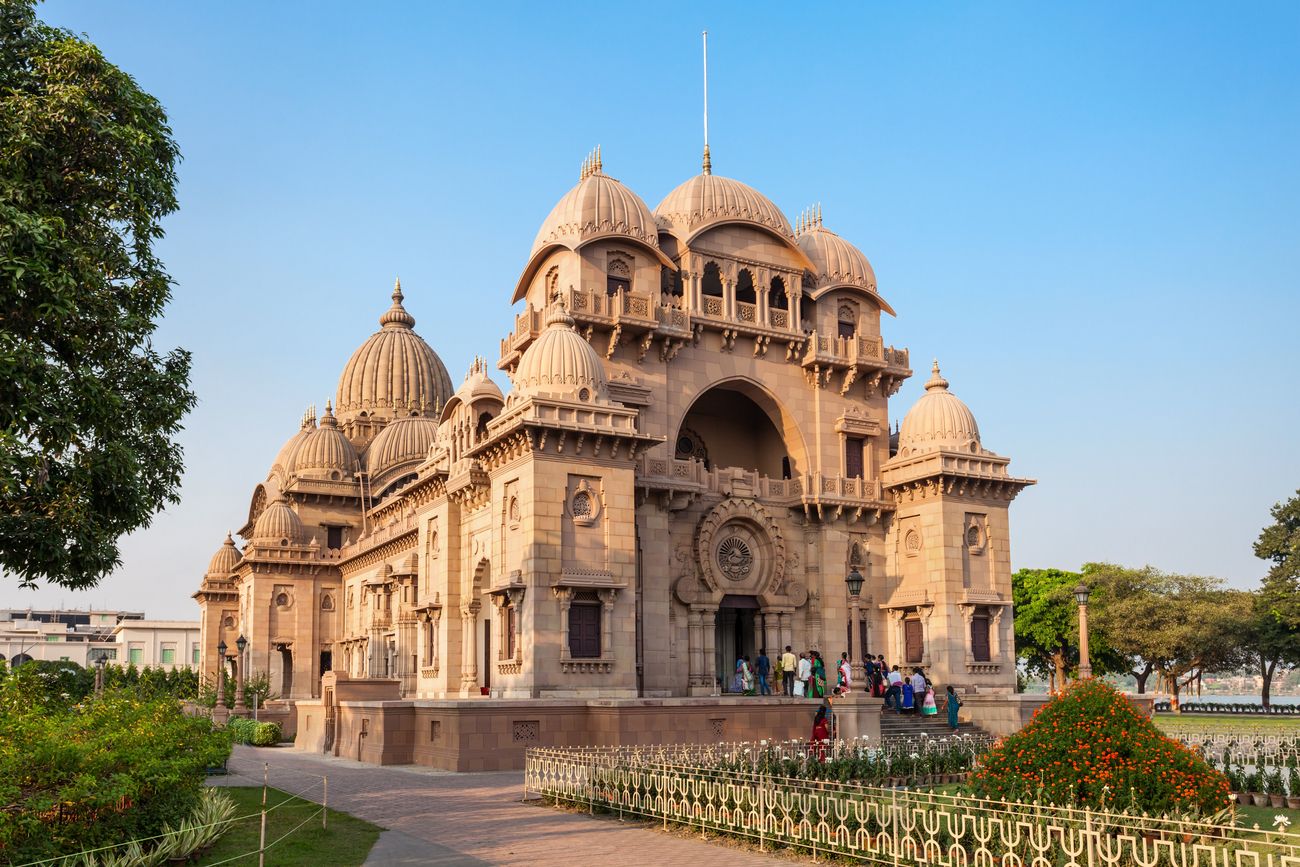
[897,362,982,456]
[798,224,877,293]
[206,533,242,576]
[531,157,662,258]
[365,414,439,478]
[252,495,306,544]
[271,412,314,475]
[336,280,454,422]
[289,402,358,479]
[512,303,608,402]
[655,173,793,241]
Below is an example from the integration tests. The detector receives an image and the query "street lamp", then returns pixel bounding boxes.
[1074,582,1092,680]
[215,639,228,709]
[845,565,866,688]
[233,634,248,713]
[94,655,107,696]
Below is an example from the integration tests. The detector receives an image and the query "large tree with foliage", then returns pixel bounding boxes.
[1249,490,1300,706]
[0,1,193,589]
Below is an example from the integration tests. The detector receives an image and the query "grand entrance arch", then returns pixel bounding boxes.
[674,378,807,479]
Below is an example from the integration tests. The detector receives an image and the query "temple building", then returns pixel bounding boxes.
[194,150,1033,706]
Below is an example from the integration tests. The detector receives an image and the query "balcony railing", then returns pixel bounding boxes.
[801,331,909,371]
[636,456,886,508]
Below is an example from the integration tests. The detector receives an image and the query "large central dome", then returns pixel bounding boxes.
[336,281,454,423]
[654,173,794,242]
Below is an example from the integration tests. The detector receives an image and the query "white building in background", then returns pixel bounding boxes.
[111,620,202,670]
[0,608,198,670]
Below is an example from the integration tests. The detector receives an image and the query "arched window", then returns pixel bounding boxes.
[476,411,492,440]
[735,269,756,305]
[607,256,631,296]
[837,302,857,339]
[660,267,683,300]
[768,275,788,310]
[545,266,560,299]
[702,262,723,297]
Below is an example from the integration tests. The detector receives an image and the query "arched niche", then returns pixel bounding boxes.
[674,378,808,478]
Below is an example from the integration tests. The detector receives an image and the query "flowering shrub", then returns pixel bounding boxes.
[967,679,1231,816]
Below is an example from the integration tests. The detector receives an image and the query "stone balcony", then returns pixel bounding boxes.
[636,456,890,520]
[801,331,910,374]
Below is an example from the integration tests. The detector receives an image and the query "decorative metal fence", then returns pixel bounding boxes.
[525,745,1300,866]
[1170,731,1300,770]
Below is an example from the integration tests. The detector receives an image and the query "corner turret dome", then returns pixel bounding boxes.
[336,280,454,423]
[365,413,439,478]
[289,402,359,480]
[440,357,505,424]
[513,149,674,302]
[206,533,242,576]
[897,362,983,456]
[795,212,895,316]
[252,494,305,545]
[271,409,315,477]
[511,302,608,402]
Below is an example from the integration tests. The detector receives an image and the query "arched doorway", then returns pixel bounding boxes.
[676,379,806,478]
[716,595,759,691]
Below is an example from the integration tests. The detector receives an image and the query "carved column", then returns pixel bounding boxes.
[702,607,719,692]
[460,600,480,694]
[554,588,574,661]
[890,609,906,664]
[762,610,780,658]
[778,611,793,654]
[723,279,735,319]
[507,588,526,663]
[597,588,618,659]
[920,605,936,669]
[990,606,1005,663]
[687,608,703,687]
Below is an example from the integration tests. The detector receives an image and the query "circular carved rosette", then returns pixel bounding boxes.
[694,498,787,600]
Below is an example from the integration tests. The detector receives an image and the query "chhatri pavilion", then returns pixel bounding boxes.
[194,148,1034,717]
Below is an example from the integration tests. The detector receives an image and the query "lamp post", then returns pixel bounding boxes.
[233,634,248,713]
[845,565,866,688]
[94,655,106,696]
[215,639,228,709]
[1074,582,1092,680]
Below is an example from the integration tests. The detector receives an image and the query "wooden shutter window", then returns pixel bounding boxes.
[904,619,923,664]
[569,603,601,659]
[971,615,991,662]
[845,437,864,479]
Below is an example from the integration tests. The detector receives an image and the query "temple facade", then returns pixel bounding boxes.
[194,151,1033,703]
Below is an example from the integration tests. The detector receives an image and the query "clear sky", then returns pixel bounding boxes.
[10,1,1299,618]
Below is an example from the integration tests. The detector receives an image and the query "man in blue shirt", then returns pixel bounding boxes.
[755,648,772,696]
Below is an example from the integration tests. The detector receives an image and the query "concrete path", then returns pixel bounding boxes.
[215,745,781,866]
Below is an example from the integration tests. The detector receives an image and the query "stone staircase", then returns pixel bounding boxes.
[878,706,988,740]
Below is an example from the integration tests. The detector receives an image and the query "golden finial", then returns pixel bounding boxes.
[594,144,602,175]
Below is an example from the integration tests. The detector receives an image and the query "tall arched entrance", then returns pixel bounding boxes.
[675,379,806,478]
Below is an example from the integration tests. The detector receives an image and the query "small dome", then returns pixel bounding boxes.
[365,414,439,478]
[512,303,608,402]
[336,280,454,423]
[207,533,242,576]
[271,410,315,475]
[441,358,505,423]
[897,362,982,456]
[795,210,894,315]
[252,494,305,544]
[531,151,662,258]
[289,402,359,479]
[655,173,794,241]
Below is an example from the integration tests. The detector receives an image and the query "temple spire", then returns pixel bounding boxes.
[379,276,416,329]
[702,30,711,175]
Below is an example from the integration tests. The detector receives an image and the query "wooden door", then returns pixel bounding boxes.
[904,618,923,664]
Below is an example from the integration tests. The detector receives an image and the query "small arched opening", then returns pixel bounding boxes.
[768,275,788,310]
[702,262,723,298]
[735,269,756,305]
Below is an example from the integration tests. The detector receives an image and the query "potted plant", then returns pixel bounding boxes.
[1267,767,1286,808]
[1248,771,1269,807]
[1289,766,1300,810]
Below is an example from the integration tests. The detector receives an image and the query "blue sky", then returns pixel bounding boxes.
[12,1,1299,617]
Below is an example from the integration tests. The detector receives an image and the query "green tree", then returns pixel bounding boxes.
[1012,567,1082,690]
[1250,490,1300,706]
[0,1,194,590]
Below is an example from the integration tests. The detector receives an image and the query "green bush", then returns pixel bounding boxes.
[226,717,282,746]
[0,676,232,862]
[968,679,1232,816]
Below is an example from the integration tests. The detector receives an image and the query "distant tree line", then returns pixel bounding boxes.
[1015,489,1300,707]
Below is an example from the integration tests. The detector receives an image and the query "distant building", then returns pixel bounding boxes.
[0,608,198,670]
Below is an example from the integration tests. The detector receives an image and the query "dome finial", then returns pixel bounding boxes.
[594,144,602,175]
[379,278,416,329]
[925,359,949,392]
[545,299,576,329]
[701,30,711,175]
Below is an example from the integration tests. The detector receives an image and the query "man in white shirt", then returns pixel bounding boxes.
[797,652,813,697]
[886,666,903,713]
[910,668,928,699]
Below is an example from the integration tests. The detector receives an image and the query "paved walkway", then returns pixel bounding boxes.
[214,745,781,866]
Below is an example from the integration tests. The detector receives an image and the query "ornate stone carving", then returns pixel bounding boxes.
[694,498,786,599]
[716,537,753,580]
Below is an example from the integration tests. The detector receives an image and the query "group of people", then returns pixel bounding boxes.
[732,647,963,734]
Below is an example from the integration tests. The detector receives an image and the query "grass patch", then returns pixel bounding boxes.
[1154,714,1300,732]
[194,786,381,866]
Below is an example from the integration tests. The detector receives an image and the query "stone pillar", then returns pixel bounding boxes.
[507,588,525,663]
[598,589,617,660]
[990,606,1005,663]
[703,607,718,693]
[460,600,480,695]
[762,610,780,658]
[723,279,735,319]
[779,611,793,654]
[687,608,703,690]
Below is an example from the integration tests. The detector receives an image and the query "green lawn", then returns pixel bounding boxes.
[194,786,381,867]
[1154,714,1300,732]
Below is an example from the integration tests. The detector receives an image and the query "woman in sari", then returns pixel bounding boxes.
[810,652,826,698]
[733,657,748,693]
[809,702,832,759]
[921,683,938,716]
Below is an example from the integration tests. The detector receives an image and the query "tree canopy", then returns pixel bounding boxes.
[0,1,193,589]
